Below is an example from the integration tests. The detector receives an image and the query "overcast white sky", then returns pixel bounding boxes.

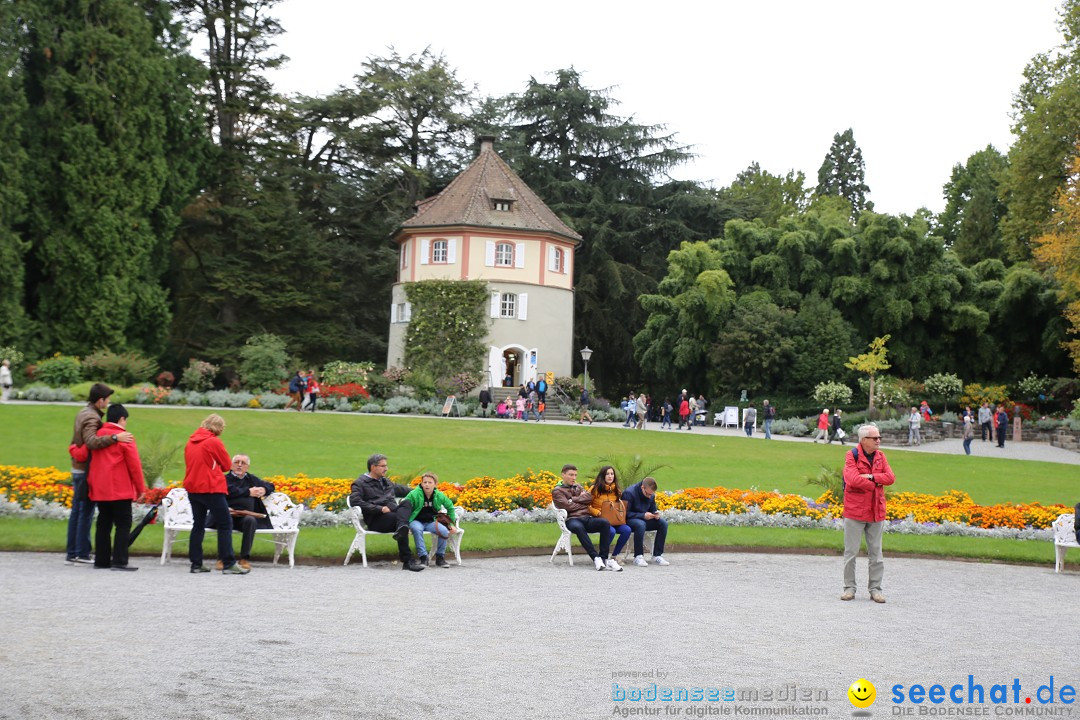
[268,0,1065,215]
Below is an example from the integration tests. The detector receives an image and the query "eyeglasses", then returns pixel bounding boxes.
[865,436,882,440]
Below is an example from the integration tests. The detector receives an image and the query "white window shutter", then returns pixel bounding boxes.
[548,246,557,272]
[391,303,397,323]
[404,302,412,321]
[447,238,456,264]
[490,290,500,318]
[485,241,495,267]
[518,293,528,320]
[420,239,430,265]
[514,242,525,268]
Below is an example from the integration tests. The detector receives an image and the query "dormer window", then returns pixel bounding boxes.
[492,199,512,212]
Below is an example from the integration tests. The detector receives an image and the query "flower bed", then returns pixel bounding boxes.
[1,465,1070,534]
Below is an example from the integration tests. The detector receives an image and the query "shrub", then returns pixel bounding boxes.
[184,391,207,407]
[384,396,420,414]
[35,353,82,387]
[812,381,853,408]
[138,435,183,487]
[179,359,219,392]
[332,398,353,412]
[361,403,383,413]
[365,373,396,400]
[321,361,375,386]
[435,371,484,397]
[924,373,961,411]
[382,366,408,383]
[239,333,289,391]
[223,392,255,408]
[961,383,1010,408]
[403,368,437,399]
[21,384,73,402]
[772,418,810,437]
[0,344,25,366]
[165,389,189,405]
[321,383,371,401]
[156,371,175,388]
[257,393,289,410]
[134,385,172,405]
[82,349,158,386]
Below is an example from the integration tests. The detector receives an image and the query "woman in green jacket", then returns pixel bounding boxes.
[404,472,458,567]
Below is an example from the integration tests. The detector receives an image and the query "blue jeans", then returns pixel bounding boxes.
[605,523,631,556]
[963,437,973,455]
[65,471,95,560]
[409,519,449,557]
[764,418,773,439]
[188,492,236,569]
[628,517,668,557]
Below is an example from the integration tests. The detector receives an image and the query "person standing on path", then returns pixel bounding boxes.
[841,423,895,603]
[0,359,12,402]
[995,404,1009,448]
[962,415,974,456]
[978,402,993,442]
[908,406,922,446]
[183,414,248,575]
[762,399,775,439]
[743,403,757,437]
[578,388,594,425]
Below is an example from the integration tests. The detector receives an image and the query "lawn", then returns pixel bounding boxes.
[0,403,1076,505]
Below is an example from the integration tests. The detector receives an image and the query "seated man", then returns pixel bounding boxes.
[622,476,670,566]
[551,463,612,571]
[348,453,424,572]
[208,454,275,571]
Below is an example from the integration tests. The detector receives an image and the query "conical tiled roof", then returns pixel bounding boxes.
[399,138,582,242]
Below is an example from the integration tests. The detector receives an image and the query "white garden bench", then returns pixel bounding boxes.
[344,496,464,567]
[550,504,655,565]
[159,487,304,568]
[1052,513,1078,573]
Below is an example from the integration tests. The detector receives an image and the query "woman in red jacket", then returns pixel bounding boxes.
[88,404,146,571]
[183,414,248,574]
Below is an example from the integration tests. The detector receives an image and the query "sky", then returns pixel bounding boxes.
[267,0,1066,215]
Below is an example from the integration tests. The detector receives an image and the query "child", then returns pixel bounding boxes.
[304,371,320,412]
[87,404,146,570]
[515,395,526,420]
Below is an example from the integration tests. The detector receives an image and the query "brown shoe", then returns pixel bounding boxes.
[239,559,251,571]
[870,591,886,604]
[840,590,855,601]
[214,560,224,571]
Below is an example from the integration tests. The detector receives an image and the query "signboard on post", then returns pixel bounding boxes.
[442,395,458,417]
[722,406,739,428]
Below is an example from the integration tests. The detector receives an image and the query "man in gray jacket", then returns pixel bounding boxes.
[348,454,424,572]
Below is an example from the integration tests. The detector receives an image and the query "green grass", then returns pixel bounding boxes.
[1,403,1076,566]
[1,404,1075,504]
[1,517,1068,567]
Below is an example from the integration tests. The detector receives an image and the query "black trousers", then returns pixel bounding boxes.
[94,499,132,568]
[565,516,612,560]
[234,515,258,559]
[365,501,413,560]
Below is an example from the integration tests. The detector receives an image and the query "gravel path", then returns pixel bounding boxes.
[2,550,1076,719]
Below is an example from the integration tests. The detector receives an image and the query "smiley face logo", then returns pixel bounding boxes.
[848,678,876,708]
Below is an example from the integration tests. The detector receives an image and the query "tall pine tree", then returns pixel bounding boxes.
[815,128,873,218]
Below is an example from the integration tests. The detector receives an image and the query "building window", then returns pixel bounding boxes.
[500,293,516,318]
[495,242,514,267]
[400,244,408,269]
[493,199,512,212]
[553,247,564,273]
[431,239,448,264]
[397,303,408,322]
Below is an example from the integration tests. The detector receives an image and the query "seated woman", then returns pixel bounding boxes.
[495,399,509,418]
[403,472,459,567]
[588,465,630,571]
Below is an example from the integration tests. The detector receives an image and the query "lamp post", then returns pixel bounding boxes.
[580,346,593,394]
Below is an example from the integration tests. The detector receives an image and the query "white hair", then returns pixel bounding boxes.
[857,423,879,441]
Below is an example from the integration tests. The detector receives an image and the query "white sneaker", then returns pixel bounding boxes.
[633,555,648,567]
[653,556,670,566]
[594,556,605,571]
[606,557,623,572]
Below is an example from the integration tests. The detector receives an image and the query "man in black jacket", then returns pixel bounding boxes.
[208,455,275,571]
[348,454,424,571]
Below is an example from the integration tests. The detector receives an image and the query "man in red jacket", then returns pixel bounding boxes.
[841,423,896,603]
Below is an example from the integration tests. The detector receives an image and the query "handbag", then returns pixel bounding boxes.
[599,499,626,526]
[836,428,846,440]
